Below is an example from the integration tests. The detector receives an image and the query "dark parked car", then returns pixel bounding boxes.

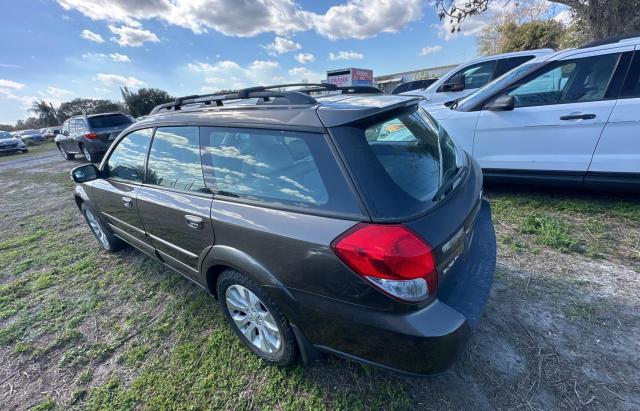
[391,78,438,94]
[55,112,134,162]
[69,84,496,376]
[16,129,46,145]
[0,131,28,154]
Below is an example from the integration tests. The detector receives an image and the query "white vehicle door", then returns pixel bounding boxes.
[473,46,633,177]
[588,47,640,177]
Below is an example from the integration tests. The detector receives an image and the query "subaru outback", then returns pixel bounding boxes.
[69,84,496,376]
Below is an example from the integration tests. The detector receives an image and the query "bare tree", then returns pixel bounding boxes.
[436,0,640,41]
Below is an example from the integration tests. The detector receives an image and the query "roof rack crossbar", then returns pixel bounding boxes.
[150,82,384,115]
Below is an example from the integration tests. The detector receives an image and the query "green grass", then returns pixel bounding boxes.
[520,213,577,252]
[0,140,58,163]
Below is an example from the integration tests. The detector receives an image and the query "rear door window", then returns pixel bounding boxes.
[200,128,361,216]
[88,114,133,129]
[331,108,465,219]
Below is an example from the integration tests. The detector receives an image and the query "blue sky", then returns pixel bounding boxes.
[0,0,488,124]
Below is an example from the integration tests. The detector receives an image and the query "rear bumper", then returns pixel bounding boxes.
[285,200,496,376]
[83,139,112,154]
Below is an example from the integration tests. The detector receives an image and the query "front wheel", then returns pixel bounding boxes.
[217,270,298,366]
[81,204,123,252]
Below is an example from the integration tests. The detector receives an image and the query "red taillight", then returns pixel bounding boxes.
[84,132,97,139]
[331,224,437,302]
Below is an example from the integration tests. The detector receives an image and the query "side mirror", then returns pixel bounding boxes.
[441,75,465,92]
[71,164,99,183]
[485,94,515,111]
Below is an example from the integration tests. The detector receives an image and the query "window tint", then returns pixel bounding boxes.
[440,60,497,92]
[106,128,152,183]
[146,127,206,193]
[200,128,360,215]
[88,114,133,129]
[621,52,640,98]
[508,53,620,107]
[331,108,466,219]
[493,56,535,79]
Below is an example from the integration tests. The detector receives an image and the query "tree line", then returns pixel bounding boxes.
[1,87,173,132]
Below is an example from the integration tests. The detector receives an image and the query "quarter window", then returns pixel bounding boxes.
[439,60,497,92]
[508,53,620,107]
[106,128,153,183]
[621,52,640,98]
[146,126,206,193]
[200,128,360,214]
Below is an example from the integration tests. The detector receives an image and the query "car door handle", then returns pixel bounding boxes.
[185,215,204,230]
[560,113,596,120]
[122,196,133,208]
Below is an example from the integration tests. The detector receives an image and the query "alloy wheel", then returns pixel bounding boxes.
[85,209,109,248]
[225,284,282,354]
[83,147,92,162]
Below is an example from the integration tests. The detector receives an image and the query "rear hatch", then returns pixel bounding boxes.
[87,114,133,142]
[328,104,482,302]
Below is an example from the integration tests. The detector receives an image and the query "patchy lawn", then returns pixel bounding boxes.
[1,157,639,410]
[0,140,58,164]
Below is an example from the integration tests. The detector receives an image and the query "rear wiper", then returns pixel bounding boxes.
[432,166,467,202]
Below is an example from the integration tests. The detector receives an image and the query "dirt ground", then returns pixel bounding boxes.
[0,151,638,410]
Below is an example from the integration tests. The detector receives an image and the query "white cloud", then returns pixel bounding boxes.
[81,29,105,43]
[189,59,321,91]
[329,51,363,61]
[295,53,315,64]
[0,79,26,90]
[109,25,159,47]
[58,0,420,40]
[39,86,73,100]
[263,36,301,55]
[110,53,131,62]
[314,0,422,40]
[82,52,107,59]
[94,73,146,88]
[418,45,443,56]
[553,10,573,25]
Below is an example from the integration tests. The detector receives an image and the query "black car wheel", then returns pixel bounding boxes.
[82,146,98,163]
[21,149,28,153]
[217,270,298,366]
[57,144,74,160]
[81,204,123,252]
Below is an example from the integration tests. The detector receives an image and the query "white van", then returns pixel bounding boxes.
[403,49,554,106]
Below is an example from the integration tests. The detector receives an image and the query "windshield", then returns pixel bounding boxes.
[331,107,466,219]
[455,60,545,111]
[0,131,12,139]
[88,114,133,129]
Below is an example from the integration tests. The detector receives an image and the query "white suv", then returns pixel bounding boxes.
[425,35,640,191]
[403,49,553,106]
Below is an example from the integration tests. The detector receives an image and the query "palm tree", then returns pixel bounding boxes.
[29,100,59,126]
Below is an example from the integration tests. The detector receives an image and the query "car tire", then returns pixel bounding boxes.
[217,270,298,366]
[82,146,98,163]
[21,149,28,153]
[81,203,124,252]
[57,144,74,160]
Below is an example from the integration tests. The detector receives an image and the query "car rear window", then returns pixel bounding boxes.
[199,127,362,216]
[331,107,465,219]
[88,114,132,129]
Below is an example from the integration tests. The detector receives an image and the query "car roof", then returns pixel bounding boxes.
[458,49,554,66]
[70,112,126,119]
[139,87,420,130]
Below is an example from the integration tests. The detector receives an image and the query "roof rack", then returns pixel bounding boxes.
[150,83,384,115]
[579,32,640,49]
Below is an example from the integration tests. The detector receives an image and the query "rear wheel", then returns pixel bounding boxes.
[217,270,297,366]
[57,144,74,160]
[82,146,98,163]
[81,204,123,252]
